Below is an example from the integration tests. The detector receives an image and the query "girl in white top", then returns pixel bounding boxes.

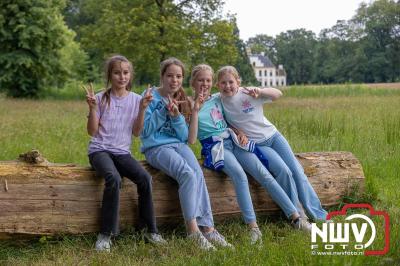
[217,66,328,222]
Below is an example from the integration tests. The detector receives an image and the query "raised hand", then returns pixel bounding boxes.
[192,87,206,112]
[167,95,180,117]
[82,83,96,109]
[140,85,153,109]
[242,87,260,98]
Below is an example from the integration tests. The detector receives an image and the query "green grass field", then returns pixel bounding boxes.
[0,84,399,265]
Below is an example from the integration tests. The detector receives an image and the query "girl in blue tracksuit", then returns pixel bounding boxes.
[140,58,231,251]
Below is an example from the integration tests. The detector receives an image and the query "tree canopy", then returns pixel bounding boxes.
[246,0,400,85]
[0,0,87,97]
[1,0,399,97]
[64,0,244,85]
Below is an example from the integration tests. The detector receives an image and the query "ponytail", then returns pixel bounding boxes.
[174,87,191,123]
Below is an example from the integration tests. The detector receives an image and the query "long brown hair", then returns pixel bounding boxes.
[101,55,134,108]
[160,57,191,123]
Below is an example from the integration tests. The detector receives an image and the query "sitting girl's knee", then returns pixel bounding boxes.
[177,169,197,186]
[105,173,121,189]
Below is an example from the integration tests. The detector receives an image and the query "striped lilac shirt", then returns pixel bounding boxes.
[88,91,142,155]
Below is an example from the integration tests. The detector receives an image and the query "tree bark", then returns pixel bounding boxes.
[0,151,365,238]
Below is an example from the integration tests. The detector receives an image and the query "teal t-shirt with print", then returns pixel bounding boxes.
[198,94,227,140]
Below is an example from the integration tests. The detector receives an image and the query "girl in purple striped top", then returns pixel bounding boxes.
[85,55,165,252]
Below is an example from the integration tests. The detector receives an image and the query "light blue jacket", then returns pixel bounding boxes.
[140,88,188,152]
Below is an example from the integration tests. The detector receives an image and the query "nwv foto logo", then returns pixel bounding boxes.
[310,204,390,256]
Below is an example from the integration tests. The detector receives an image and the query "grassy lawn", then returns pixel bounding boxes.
[0,84,399,265]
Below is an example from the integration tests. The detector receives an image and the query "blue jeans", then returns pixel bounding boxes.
[256,131,328,221]
[144,143,214,227]
[222,139,299,221]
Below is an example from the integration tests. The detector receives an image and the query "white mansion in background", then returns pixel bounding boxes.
[248,50,287,87]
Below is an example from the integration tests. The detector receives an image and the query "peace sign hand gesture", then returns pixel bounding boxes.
[242,87,260,98]
[140,85,153,109]
[82,83,96,110]
[167,95,180,117]
[192,87,206,112]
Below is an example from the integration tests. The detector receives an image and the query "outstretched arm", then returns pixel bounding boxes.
[243,87,282,101]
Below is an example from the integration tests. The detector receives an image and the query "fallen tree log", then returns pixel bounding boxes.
[0,150,364,238]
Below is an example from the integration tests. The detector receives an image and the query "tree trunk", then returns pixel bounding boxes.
[0,151,365,238]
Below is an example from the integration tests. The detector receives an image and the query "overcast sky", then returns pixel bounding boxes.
[222,0,368,40]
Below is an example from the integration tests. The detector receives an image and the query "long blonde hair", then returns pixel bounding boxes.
[101,55,134,108]
[160,58,191,123]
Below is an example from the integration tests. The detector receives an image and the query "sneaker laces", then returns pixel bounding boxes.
[188,231,216,251]
[203,230,233,248]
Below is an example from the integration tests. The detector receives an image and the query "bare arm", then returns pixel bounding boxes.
[83,83,99,136]
[243,87,283,101]
[188,92,204,145]
[133,87,153,137]
[259,87,282,100]
[188,109,199,145]
[133,107,146,137]
[87,108,99,136]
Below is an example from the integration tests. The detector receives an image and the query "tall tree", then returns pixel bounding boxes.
[354,0,400,82]
[0,0,81,97]
[71,0,238,85]
[246,34,277,64]
[314,20,367,83]
[275,29,317,84]
[231,19,258,85]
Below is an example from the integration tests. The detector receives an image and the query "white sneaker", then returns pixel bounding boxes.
[292,218,312,232]
[95,233,111,252]
[203,230,233,248]
[144,233,167,245]
[188,231,216,251]
[249,227,262,245]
